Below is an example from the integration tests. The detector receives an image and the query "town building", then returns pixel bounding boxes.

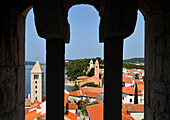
[30,60,45,103]
[122,104,144,120]
[69,87,104,103]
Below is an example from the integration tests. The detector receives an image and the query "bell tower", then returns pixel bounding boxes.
[95,59,99,78]
[90,59,94,69]
[30,60,45,103]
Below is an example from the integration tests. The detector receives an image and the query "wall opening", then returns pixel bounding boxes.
[25,8,46,119]
[122,10,145,120]
[64,4,104,120]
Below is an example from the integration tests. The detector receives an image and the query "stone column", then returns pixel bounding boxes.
[104,38,123,120]
[144,7,170,120]
[0,10,25,120]
[46,39,65,120]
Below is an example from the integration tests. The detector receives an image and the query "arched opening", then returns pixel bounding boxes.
[122,10,145,120]
[25,8,46,119]
[64,4,104,119]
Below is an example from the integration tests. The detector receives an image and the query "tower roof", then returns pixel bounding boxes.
[30,60,44,73]
[95,59,99,64]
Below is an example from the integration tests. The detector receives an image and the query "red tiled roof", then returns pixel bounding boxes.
[25,108,31,114]
[69,90,82,96]
[64,111,77,120]
[86,103,104,120]
[123,78,133,83]
[79,76,100,87]
[67,103,77,110]
[82,91,100,98]
[122,87,143,95]
[70,87,104,98]
[41,113,46,117]
[81,87,104,93]
[25,110,41,120]
[122,110,135,120]
[134,81,144,85]
[122,104,144,113]
[64,89,69,106]
[122,87,135,95]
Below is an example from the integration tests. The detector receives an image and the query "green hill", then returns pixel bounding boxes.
[123,58,144,63]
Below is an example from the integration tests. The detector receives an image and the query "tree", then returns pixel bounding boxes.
[71,82,80,92]
[87,68,94,77]
[66,59,89,81]
[77,100,87,109]
[81,101,99,116]
[134,83,138,104]
[135,74,139,79]
[122,81,125,87]
[81,82,99,87]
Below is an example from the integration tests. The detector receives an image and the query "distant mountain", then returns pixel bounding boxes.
[123,58,144,63]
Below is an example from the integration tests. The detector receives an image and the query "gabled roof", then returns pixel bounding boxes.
[69,90,82,96]
[67,103,78,110]
[30,60,44,73]
[122,87,135,95]
[69,87,104,98]
[86,103,103,120]
[123,78,133,83]
[81,87,104,94]
[64,89,69,106]
[25,110,41,120]
[79,76,100,87]
[122,104,144,113]
[122,87,143,95]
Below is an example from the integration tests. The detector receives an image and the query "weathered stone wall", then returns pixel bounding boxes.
[145,6,170,120]
[0,9,25,120]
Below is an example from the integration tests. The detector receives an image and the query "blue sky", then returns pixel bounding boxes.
[25,5,145,63]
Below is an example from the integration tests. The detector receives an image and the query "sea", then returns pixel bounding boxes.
[25,65,72,98]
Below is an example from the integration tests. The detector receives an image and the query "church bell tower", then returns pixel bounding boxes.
[30,60,45,103]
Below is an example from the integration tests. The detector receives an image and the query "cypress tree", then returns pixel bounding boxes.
[134,83,138,104]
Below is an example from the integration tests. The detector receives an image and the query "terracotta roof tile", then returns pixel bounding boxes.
[25,110,41,120]
[122,104,144,112]
[67,103,77,110]
[79,76,100,87]
[86,103,104,120]
[123,78,133,83]
[70,87,103,98]
[64,89,69,106]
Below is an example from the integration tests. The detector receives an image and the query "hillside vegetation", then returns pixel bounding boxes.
[123,58,144,63]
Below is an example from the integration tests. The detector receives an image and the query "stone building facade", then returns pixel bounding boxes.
[0,0,170,120]
[30,60,45,103]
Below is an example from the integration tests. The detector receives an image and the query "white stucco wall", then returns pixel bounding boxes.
[68,110,76,114]
[122,94,143,104]
[130,112,144,120]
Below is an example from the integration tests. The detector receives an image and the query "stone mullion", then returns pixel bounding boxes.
[46,39,65,120]
[104,38,123,120]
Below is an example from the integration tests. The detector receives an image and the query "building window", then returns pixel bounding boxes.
[35,97,37,100]
[35,81,37,84]
[130,99,132,103]
[35,91,37,93]
[123,97,124,100]
[35,86,37,89]
[34,75,39,79]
